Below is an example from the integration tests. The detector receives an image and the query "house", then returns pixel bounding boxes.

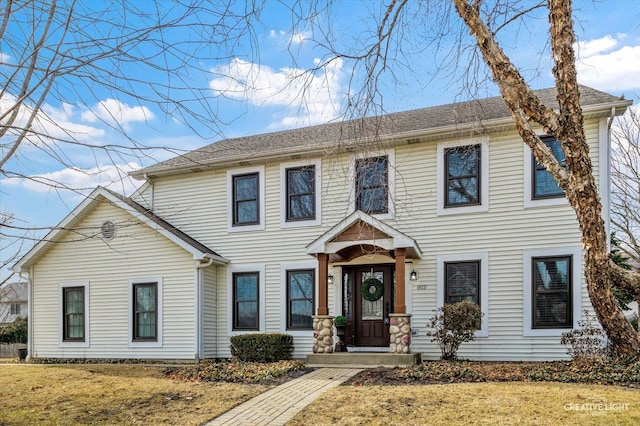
[0,278,28,328]
[12,86,631,362]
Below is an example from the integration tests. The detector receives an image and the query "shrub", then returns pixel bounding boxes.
[0,316,28,344]
[427,301,482,360]
[230,333,293,362]
[334,315,348,326]
[560,311,608,360]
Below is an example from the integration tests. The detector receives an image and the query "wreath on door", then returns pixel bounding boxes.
[361,277,384,302]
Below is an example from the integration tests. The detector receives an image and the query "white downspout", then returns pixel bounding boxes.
[194,256,215,362]
[605,106,616,251]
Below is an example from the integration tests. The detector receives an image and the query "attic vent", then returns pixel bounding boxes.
[100,221,116,239]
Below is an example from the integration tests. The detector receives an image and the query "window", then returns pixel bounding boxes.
[445,144,480,207]
[232,173,259,226]
[63,287,85,342]
[133,283,158,341]
[10,304,21,315]
[532,256,572,328]
[233,272,259,330]
[286,166,316,221]
[437,253,488,337]
[286,270,315,329]
[533,138,565,199]
[356,156,388,214]
[445,261,480,305]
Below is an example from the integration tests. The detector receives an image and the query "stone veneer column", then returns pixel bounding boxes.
[312,315,334,353]
[389,313,412,353]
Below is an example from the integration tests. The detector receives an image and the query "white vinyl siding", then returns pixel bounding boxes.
[132,118,603,361]
[32,202,196,360]
[202,266,218,359]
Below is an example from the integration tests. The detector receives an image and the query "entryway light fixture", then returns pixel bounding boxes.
[328,274,334,284]
[410,270,418,281]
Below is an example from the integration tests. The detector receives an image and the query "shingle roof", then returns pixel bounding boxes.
[133,85,629,178]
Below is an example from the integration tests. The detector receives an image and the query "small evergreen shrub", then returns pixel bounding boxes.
[560,311,608,360]
[0,317,28,344]
[230,333,293,362]
[427,301,482,360]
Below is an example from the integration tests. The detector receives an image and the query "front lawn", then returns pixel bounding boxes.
[0,364,270,425]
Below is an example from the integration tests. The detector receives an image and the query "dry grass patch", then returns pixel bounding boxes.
[289,382,640,425]
[0,364,269,425]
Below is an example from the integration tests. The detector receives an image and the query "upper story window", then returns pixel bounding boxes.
[233,173,259,226]
[286,166,316,221]
[445,144,481,207]
[355,156,388,214]
[62,286,85,342]
[445,261,480,305]
[10,303,21,315]
[228,166,265,232]
[533,137,565,199]
[532,255,572,328]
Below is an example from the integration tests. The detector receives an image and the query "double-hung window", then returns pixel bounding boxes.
[533,137,565,199]
[445,144,481,207]
[233,272,259,330]
[286,269,315,329]
[532,256,572,328]
[232,173,259,226]
[10,303,21,315]
[133,283,158,341]
[356,156,388,214]
[63,286,85,342]
[445,261,480,305]
[286,166,316,221]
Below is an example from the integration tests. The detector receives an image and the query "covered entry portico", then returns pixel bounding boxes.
[306,211,422,355]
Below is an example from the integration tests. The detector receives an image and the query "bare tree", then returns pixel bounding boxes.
[299,0,640,356]
[611,106,640,266]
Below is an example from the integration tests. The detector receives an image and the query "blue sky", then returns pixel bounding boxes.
[2,1,640,277]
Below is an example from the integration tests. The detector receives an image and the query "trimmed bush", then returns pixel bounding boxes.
[427,301,482,360]
[230,333,293,362]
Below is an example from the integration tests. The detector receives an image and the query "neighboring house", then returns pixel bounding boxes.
[0,279,28,327]
[12,86,632,362]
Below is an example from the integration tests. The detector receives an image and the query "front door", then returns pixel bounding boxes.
[350,265,393,347]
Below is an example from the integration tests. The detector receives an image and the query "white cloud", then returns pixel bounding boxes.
[81,98,154,127]
[0,52,10,62]
[209,57,345,128]
[269,29,311,45]
[0,93,105,146]
[575,34,640,92]
[2,162,142,197]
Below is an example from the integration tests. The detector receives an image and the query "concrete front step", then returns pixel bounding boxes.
[307,352,421,367]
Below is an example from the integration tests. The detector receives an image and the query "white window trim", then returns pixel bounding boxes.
[128,277,163,348]
[280,159,322,228]
[349,149,395,219]
[227,165,266,233]
[436,253,489,337]
[280,261,318,336]
[523,137,568,208]
[523,246,582,337]
[437,137,489,215]
[227,264,266,335]
[59,281,90,348]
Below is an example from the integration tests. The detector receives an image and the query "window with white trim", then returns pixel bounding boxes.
[233,272,260,330]
[437,253,489,337]
[523,247,581,336]
[128,278,162,347]
[437,138,489,215]
[356,156,388,214]
[59,281,90,347]
[532,137,565,199]
[286,269,315,330]
[227,166,265,232]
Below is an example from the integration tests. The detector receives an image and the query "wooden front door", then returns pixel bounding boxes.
[351,265,393,347]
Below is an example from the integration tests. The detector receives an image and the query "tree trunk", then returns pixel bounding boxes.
[452,0,640,357]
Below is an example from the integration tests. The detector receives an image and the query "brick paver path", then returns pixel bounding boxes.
[206,367,362,425]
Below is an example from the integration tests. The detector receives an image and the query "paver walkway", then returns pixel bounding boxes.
[206,367,363,426]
